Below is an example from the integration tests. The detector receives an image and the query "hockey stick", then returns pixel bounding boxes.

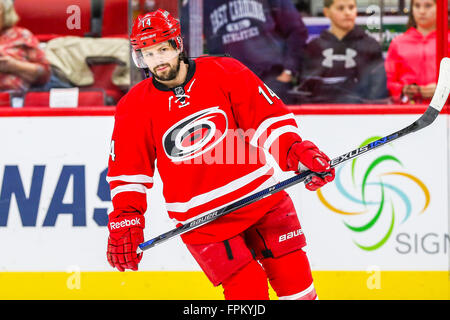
[137,57,450,253]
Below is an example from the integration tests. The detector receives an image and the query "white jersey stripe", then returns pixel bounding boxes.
[250,113,296,147]
[106,174,154,184]
[166,163,274,213]
[171,175,277,225]
[263,125,302,150]
[111,184,148,199]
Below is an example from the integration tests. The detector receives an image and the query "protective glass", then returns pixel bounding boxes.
[131,50,148,69]
[132,46,181,69]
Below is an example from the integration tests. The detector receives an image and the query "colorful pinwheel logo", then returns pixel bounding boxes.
[317,136,430,251]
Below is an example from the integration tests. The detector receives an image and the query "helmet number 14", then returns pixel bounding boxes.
[141,18,151,28]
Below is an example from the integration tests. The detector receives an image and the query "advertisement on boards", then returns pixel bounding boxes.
[0,114,448,273]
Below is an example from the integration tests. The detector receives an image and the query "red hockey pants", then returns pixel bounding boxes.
[186,194,318,300]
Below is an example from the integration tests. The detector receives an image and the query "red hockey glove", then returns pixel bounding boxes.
[107,213,145,272]
[286,141,335,191]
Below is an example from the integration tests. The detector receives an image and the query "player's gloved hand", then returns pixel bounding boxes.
[286,141,335,191]
[107,212,145,272]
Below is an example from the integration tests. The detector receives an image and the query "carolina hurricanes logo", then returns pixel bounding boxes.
[163,107,228,162]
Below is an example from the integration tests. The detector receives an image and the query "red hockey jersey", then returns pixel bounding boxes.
[107,56,303,244]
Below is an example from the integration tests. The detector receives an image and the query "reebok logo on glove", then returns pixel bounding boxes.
[107,213,145,272]
[109,217,142,230]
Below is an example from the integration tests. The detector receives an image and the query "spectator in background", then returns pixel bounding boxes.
[385,0,445,104]
[181,0,308,104]
[298,0,387,104]
[0,0,50,91]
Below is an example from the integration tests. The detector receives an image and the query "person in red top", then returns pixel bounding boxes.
[0,0,50,91]
[106,9,335,300]
[385,0,449,104]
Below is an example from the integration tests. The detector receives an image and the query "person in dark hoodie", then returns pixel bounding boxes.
[298,0,388,103]
[181,0,308,104]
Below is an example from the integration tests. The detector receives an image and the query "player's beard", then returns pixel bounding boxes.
[152,57,181,82]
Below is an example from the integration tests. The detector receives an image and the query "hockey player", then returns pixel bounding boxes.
[106,9,335,300]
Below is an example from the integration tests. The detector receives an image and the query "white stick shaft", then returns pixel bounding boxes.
[430,57,450,111]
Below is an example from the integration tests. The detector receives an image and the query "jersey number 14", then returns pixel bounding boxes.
[259,83,280,105]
